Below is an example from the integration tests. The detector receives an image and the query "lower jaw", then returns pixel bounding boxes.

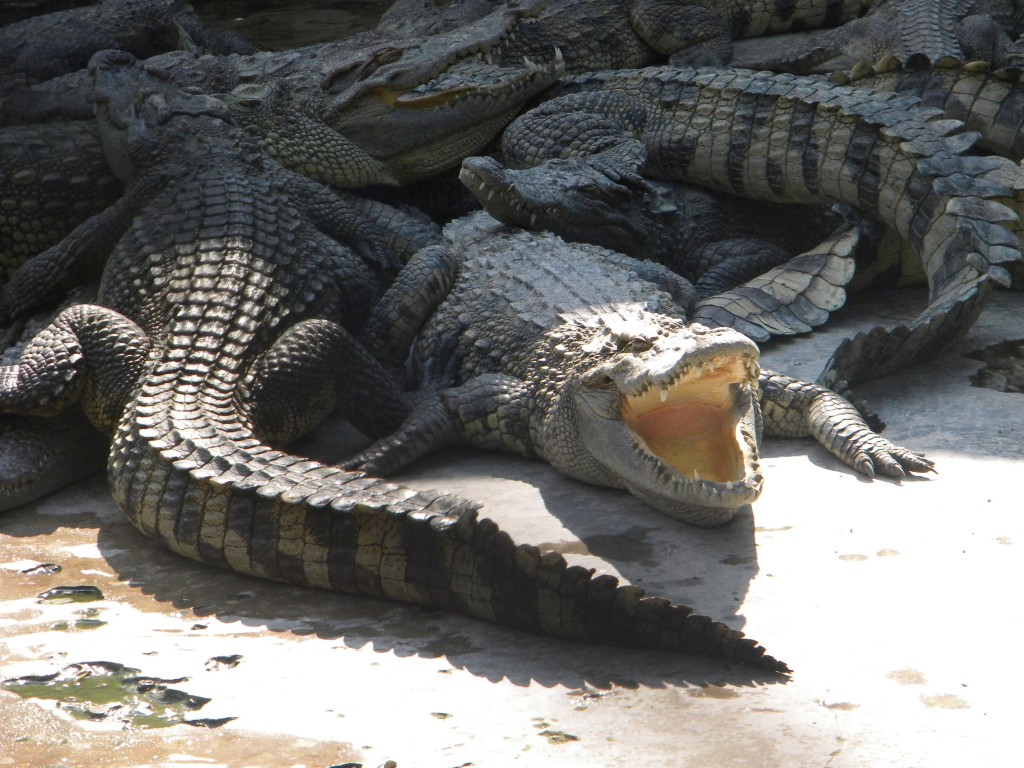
[626,483,759,527]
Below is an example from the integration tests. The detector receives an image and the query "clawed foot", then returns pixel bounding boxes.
[806,387,936,480]
[845,434,936,479]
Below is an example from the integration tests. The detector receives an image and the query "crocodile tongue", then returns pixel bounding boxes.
[622,359,750,484]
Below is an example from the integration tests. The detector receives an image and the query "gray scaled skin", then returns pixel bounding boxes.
[0,51,791,674]
[346,212,933,528]
[0,120,121,286]
[732,0,1022,73]
[0,285,108,512]
[499,65,1023,388]
[459,151,862,341]
[2,1,566,187]
[830,54,1024,161]
[487,0,873,70]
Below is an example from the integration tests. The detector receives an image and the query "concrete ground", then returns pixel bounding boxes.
[1,284,1021,767]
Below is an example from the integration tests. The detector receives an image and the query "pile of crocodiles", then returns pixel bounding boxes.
[1,0,1022,673]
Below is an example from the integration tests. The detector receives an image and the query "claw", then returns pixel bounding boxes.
[855,455,875,477]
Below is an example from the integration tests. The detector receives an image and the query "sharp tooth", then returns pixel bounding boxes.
[659,387,668,403]
[530,212,537,226]
[692,469,701,481]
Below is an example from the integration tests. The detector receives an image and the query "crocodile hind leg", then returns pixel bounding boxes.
[341,373,535,475]
[241,318,411,446]
[358,244,460,373]
[0,303,150,427]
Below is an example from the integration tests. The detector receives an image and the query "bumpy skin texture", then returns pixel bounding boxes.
[0,286,108,512]
[460,152,860,340]
[0,120,121,287]
[2,1,565,186]
[0,53,790,673]
[346,212,932,525]
[735,0,1022,73]
[460,153,846,279]
[500,65,1022,387]
[0,0,253,91]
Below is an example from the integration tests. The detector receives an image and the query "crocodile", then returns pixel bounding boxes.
[0,0,254,92]
[344,211,931,527]
[498,65,1022,387]
[1,1,565,187]
[0,51,790,672]
[732,0,1023,74]
[459,153,863,340]
[459,152,849,278]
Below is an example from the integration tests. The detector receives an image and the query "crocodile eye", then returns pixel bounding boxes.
[626,336,653,353]
[323,47,404,92]
[614,335,653,353]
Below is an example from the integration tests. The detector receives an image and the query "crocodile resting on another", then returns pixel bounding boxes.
[1,1,566,188]
[0,51,793,672]
[346,211,932,526]
[830,54,1024,162]
[499,65,1022,387]
[459,151,862,340]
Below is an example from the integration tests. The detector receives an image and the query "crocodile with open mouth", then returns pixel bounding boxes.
[345,212,932,526]
[1,0,565,188]
[0,50,791,672]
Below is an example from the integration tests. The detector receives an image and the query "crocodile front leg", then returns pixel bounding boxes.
[343,373,536,475]
[242,318,410,446]
[759,370,935,477]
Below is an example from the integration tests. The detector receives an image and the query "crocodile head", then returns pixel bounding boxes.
[306,1,563,182]
[90,50,234,180]
[539,314,763,526]
[460,153,667,257]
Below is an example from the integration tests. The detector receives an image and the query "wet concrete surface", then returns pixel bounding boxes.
[2,286,1022,767]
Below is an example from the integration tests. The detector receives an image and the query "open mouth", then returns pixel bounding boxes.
[620,355,757,484]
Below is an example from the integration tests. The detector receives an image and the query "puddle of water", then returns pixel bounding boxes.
[1,660,229,730]
[36,585,103,604]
